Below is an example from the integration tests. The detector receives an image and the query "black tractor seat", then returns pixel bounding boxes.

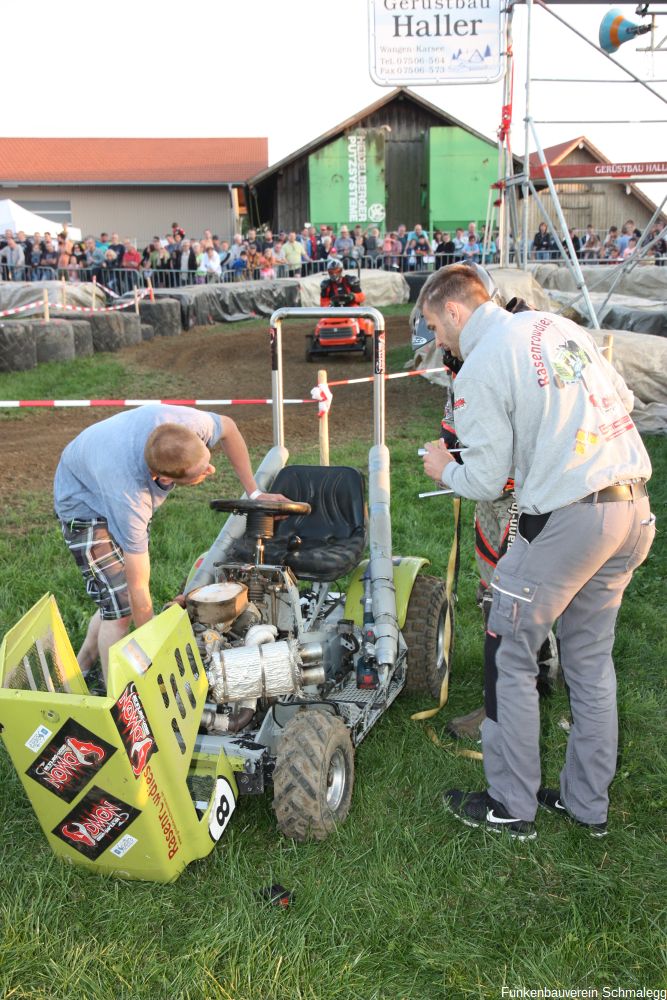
[229,465,367,582]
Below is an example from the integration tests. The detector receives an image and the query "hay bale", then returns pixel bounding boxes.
[141,323,155,342]
[120,312,142,347]
[33,320,76,364]
[139,299,181,337]
[72,321,94,357]
[83,313,125,352]
[0,322,37,372]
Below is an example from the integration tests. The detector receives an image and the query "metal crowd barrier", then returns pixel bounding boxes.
[1,251,662,289]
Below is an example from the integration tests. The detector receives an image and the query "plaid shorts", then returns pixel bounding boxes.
[60,518,131,621]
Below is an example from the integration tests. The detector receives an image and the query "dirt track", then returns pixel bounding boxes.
[0,315,441,504]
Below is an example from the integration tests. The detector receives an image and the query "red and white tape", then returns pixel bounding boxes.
[0,298,43,318]
[0,289,149,320]
[327,366,444,388]
[0,397,315,408]
[0,367,445,410]
[310,381,333,417]
[50,290,151,315]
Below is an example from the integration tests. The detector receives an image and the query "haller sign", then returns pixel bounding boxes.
[368,0,505,86]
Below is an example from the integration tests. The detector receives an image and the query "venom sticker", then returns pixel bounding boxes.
[52,787,140,860]
[26,719,116,802]
[111,682,158,778]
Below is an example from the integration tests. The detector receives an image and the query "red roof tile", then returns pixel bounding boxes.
[0,138,268,184]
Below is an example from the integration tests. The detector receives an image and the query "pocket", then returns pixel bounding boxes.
[488,571,540,638]
[624,513,656,572]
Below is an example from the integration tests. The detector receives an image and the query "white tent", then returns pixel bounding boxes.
[0,199,82,242]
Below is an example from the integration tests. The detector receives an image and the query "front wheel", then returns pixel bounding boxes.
[402,574,453,700]
[305,336,316,362]
[363,336,373,361]
[273,709,354,841]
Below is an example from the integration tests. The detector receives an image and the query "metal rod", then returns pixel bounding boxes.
[526,175,600,329]
[268,307,386,451]
[521,0,532,271]
[596,199,667,315]
[535,0,667,108]
[419,489,455,499]
[532,78,667,83]
[270,322,284,449]
[527,118,600,329]
[533,119,667,124]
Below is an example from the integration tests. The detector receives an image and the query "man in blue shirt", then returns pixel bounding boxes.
[54,404,286,682]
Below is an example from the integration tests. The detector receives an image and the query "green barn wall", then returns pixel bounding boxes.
[428,127,497,234]
[308,130,386,231]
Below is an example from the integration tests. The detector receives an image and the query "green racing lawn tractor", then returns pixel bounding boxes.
[0,306,453,883]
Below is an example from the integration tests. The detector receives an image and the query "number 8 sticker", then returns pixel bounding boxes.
[208,776,236,842]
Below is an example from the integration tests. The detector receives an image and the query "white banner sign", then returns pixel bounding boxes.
[368,0,505,86]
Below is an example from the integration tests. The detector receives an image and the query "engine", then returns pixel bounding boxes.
[186,572,359,736]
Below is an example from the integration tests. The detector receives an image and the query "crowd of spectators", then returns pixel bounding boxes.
[529,218,666,265]
[1,216,665,288]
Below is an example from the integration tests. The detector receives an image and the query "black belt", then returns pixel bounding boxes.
[579,481,647,504]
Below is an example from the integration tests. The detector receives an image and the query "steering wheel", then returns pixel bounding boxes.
[210,498,311,517]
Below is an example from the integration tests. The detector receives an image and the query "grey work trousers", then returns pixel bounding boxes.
[481,495,655,823]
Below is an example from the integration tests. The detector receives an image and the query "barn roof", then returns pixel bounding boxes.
[248,87,504,186]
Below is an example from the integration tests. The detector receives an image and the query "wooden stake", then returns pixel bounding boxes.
[603,333,614,364]
[43,289,50,322]
[134,287,140,315]
[92,276,97,311]
[60,277,67,308]
[318,369,330,467]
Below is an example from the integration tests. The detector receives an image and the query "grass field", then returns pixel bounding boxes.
[0,329,665,1000]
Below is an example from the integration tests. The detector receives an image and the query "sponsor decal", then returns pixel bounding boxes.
[208,776,236,842]
[453,397,466,410]
[552,338,592,390]
[574,428,599,456]
[144,763,182,860]
[529,317,552,388]
[26,719,116,802]
[25,724,52,753]
[109,833,138,858]
[121,638,152,676]
[599,414,635,442]
[52,787,139,860]
[348,134,368,223]
[111,682,158,778]
[374,329,386,375]
[588,392,617,414]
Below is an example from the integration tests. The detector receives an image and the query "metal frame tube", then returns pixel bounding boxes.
[269,306,386,449]
[268,306,396,668]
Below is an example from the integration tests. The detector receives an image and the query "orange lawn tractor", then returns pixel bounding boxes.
[306,261,373,362]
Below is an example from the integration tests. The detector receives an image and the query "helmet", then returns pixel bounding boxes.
[327,257,343,275]
[410,307,433,352]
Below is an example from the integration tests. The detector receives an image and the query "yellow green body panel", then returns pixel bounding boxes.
[0,595,237,883]
[344,557,429,628]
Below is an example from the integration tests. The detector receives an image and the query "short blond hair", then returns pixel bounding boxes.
[144,424,208,478]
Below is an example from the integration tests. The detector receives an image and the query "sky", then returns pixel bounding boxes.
[4,1,666,206]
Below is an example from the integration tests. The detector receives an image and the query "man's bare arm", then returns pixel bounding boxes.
[124,550,153,627]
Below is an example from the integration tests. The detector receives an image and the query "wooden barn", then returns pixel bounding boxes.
[247,88,503,236]
[248,89,665,243]
[526,137,666,238]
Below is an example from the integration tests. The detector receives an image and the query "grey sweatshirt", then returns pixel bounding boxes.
[441,302,652,514]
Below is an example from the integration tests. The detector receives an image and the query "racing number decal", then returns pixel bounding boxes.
[208,776,236,842]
